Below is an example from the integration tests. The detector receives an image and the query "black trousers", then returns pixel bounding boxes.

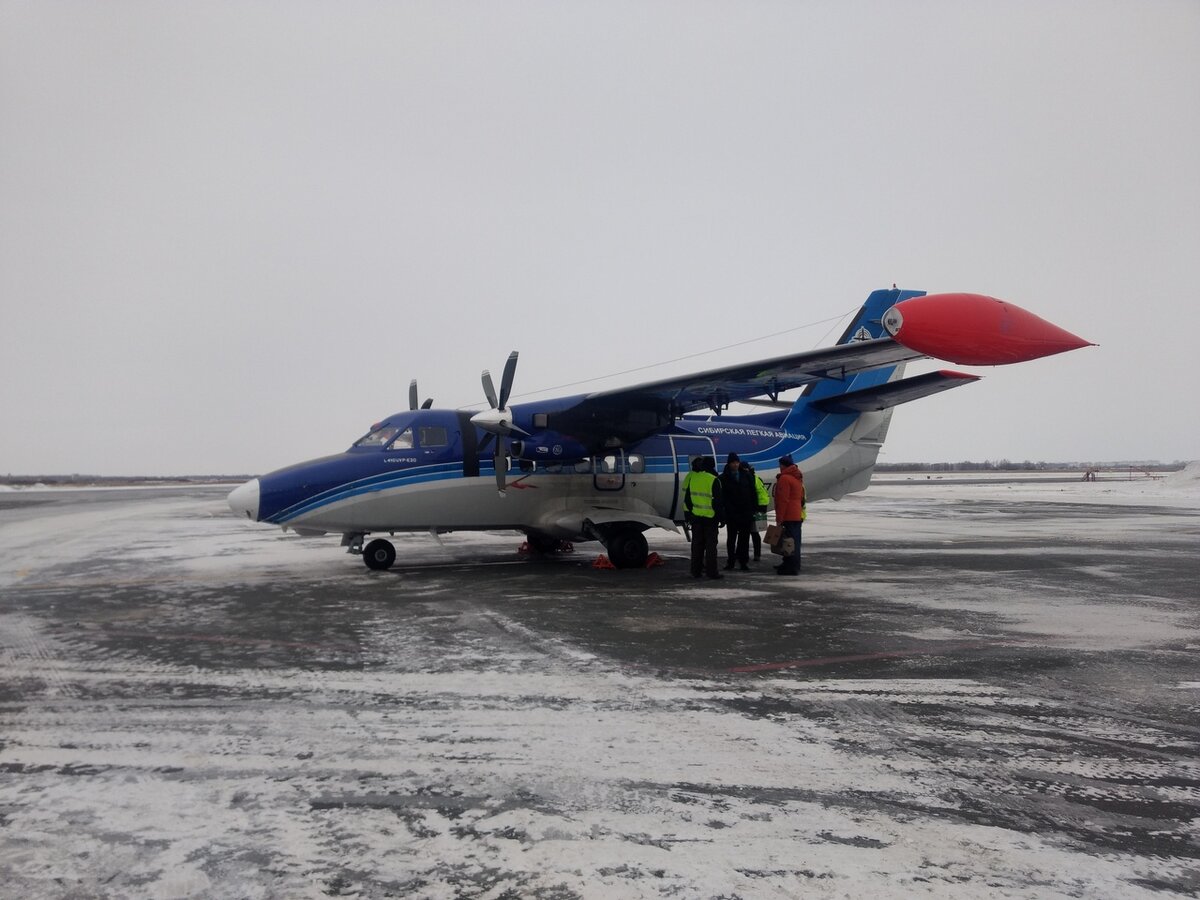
[777,520,803,573]
[690,516,720,576]
[725,513,752,565]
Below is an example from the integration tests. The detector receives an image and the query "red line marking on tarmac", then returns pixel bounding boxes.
[94,628,358,652]
[727,642,992,673]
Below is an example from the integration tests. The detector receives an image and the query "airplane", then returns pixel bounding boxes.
[227,288,1092,571]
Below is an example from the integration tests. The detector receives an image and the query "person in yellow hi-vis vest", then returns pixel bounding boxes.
[679,456,703,526]
[684,456,724,579]
[748,463,770,561]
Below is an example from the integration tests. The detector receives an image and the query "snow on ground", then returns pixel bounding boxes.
[870,462,1200,508]
[1,477,1198,897]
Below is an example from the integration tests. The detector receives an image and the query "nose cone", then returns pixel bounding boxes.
[227,478,261,521]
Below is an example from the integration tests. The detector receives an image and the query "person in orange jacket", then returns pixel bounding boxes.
[772,454,806,575]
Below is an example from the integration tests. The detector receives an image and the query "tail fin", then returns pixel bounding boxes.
[779,288,952,499]
[782,288,924,435]
[828,288,926,349]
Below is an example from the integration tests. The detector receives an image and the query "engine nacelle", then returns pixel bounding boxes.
[508,432,591,462]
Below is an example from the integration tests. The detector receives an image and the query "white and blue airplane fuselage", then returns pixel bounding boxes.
[228,288,1091,570]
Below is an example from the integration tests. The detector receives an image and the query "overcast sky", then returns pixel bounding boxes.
[2,1,1198,476]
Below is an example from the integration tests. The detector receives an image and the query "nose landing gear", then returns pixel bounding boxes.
[344,533,395,571]
[362,538,396,571]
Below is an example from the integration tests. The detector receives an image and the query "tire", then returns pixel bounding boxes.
[608,529,648,569]
[527,533,561,555]
[363,539,396,571]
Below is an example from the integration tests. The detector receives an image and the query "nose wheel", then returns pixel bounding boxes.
[362,538,396,571]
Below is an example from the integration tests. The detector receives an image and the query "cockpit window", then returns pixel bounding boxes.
[355,424,403,447]
[354,424,415,449]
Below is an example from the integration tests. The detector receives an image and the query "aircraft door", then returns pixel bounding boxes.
[593,450,625,491]
[668,435,716,521]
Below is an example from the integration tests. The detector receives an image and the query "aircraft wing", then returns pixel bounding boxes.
[538,291,1091,450]
[544,337,924,447]
[593,336,919,412]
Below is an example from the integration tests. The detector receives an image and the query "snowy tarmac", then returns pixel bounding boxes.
[1,471,1199,898]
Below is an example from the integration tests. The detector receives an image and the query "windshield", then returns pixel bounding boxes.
[354,424,411,448]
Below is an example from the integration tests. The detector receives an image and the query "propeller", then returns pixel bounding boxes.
[408,380,433,410]
[470,351,528,496]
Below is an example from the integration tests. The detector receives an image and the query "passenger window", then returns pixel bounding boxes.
[594,450,625,490]
[574,459,592,474]
[627,454,645,474]
[418,425,448,447]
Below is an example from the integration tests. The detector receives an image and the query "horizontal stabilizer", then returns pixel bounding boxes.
[812,370,980,413]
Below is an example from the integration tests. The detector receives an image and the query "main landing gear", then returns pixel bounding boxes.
[604,527,648,569]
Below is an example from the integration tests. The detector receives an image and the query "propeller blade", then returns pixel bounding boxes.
[494,442,507,496]
[478,352,522,491]
[409,380,419,411]
[481,369,499,409]
[498,351,518,409]
[478,433,494,454]
[421,398,433,409]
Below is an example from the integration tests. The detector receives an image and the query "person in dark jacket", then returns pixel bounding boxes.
[720,452,756,571]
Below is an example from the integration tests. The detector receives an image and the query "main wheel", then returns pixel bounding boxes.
[527,533,561,555]
[607,529,648,569]
[363,538,396,571]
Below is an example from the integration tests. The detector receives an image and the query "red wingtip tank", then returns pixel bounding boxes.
[882,293,1095,366]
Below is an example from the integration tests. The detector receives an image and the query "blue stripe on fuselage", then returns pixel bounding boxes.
[261,457,463,524]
